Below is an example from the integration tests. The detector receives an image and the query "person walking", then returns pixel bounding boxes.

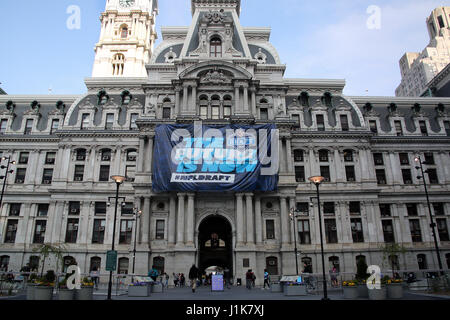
[163,272,169,288]
[148,266,159,282]
[90,267,100,289]
[245,269,253,290]
[223,267,231,289]
[263,269,270,290]
[189,264,199,293]
[330,266,338,287]
[173,272,179,287]
[180,273,186,287]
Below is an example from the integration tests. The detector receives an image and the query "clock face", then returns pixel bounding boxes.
[119,0,135,8]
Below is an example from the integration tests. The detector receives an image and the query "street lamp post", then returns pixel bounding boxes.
[0,156,16,210]
[289,207,301,275]
[132,208,142,283]
[308,175,329,301]
[107,175,126,300]
[415,156,443,274]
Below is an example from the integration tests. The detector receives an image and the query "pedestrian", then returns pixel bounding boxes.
[90,266,100,289]
[189,264,199,293]
[252,271,256,288]
[330,266,338,287]
[180,273,186,287]
[263,269,270,289]
[245,269,253,290]
[148,266,159,282]
[223,267,231,289]
[163,272,169,288]
[173,272,179,287]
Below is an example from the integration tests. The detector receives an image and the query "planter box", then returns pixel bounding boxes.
[284,285,307,296]
[357,285,369,298]
[128,285,150,297]
[270,283,283,293]
[34,286,54,300]
[58,289,75,300]
[75,287,94,300]
[26,284,37,301]
[387,284,403,299]
[368,286,387,300]
[343,286,359,299]
[151,283,163,293]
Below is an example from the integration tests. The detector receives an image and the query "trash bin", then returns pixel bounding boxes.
[236,278,242,286]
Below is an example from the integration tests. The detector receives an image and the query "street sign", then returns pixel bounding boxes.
[106,250,117,271]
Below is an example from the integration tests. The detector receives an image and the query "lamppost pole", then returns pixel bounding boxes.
[0,156,16,210]
[289,208,299,275]
[309,176,329,301]
[415,156,443,274]
[107,175,125,300]
[132,208,142,283]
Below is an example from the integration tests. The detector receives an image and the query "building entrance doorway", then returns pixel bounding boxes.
[198,215,233,278]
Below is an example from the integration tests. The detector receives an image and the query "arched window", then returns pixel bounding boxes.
[329,256,340,272]
[223,95,232,118]
[153,257,165,274]
[417,254,427,270]
[90,257,101,272]
[300,92,309,107]
[162,98,172,119]
[322,92,332,107]
[211,95,220,119]
[120,25,129,39]
[112,54,125,76]
[63,256,77,273]
[210,37,222,58]
[29,256,40,272]
[302,257,313,273]
[0,256,10,271]
[118,258,129,274]
[199,95,209,119]
[260,98,268,104]
[266,257,278,275]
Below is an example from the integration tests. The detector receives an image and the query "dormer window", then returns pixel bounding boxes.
[0,119,7,133]
[210,37,222,58]
[24,119,33,135]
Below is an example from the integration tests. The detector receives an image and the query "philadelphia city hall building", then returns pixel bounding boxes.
[0,0,450,285]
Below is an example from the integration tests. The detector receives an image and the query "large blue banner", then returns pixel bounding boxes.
[152,123,279,193]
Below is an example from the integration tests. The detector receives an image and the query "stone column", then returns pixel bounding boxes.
[138,137,146,172]
[436,151,448,184]
[254,195,263,245]
[176,193,185,245]
[334,149,344,182]
[235,86,240,113]
[175,88,181,116]
[289,197,296,244]
[236,194,244,245]
[146,135,154,174]
[183,86,188,112]
[279,138,286,173]
[168,195,176,245]
[52,202,65,243]
[280,195,290,245]
[245,193,254,244]
[191,85,197,113]
[359,148,370,182]
[286,138,294,174]
[388,151,402,185]
[186,193,195,245]
[142,197,151,245]
[250,87,257,116]
[308,148,319,176]
[243,86,249,112]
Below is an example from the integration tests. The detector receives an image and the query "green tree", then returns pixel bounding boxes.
[32,243,67,277]
[379,243,406,278]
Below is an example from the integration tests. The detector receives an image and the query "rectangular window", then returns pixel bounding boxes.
[325,219,338,244]
[444,121,450,136]
[126,165,136,182]
[9,204,21,216]
[105,113,114,129]
[320,166,330,182]
[394,120,403,136]
[81,113,89,129]
[373,153,384,165]
[266,220,275,239]
[323,202,335,216]
[5,220,19,243]
[369,120,378,134]
[0,119,7,133]
[162,107,171,119]
[76,149,86,161]
[92,219,106,244]
[438,15,445,28]
[50,119,59,134]
[345,166,356,182]
[130,113,138,130]
[295,166,305,182]
[200,106,208,119]
[260,108,268,120]
[121,202,134,216]
[382,220,395,243]
[15,168,26,184]
[99,165,110,182]
[19,152,29,164]
[409,219,422,242]
[298,220,311,244]
[427,169,439,184]
[294,150,304,162]
[296,203,309,216]
[37,204,49,217]
[376,169,387,185]
[292,114,300,127]
[65,218,79,243]
[407,204,418,216]
[243,259,250,268]
[69,202,80,215]
[101,149,111,162]
[402,169,412,185]
[316,114,325,131]
[424,153,435,165]
[351,218,364,243]
[399,153,409,165]
[45,152,56,165]
[33,220,47,244]
[24,119,33,135]
[340,115,349,131]
[95,202,107,216]
[379,204,391,217]
[437,219,449,241]
[119,220,133,244]
[419,121,428,136]
[156,220,165,240]
[211,106,220,120]
[42,169,53,184]
[433,203,445,216]
[223,106,232,118]
[74,165,84,181]
[349,202,361,215]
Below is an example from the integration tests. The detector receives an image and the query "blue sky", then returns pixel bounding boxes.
[0,0,447,96]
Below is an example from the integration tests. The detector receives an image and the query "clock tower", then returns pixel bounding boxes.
[91,0,158,78]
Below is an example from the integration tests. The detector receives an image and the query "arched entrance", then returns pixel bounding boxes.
[198,215,233,277]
